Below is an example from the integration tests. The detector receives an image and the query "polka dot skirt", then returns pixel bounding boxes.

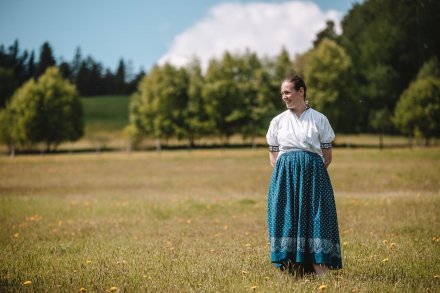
[267,151,342,269]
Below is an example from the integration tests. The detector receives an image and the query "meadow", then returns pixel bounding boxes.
[1,147,439,292]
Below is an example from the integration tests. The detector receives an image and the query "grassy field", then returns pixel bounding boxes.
[0,148,439,292]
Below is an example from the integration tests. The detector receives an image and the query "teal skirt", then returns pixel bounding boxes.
[267,151,342,269]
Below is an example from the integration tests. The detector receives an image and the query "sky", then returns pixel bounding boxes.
[0,0,361,73]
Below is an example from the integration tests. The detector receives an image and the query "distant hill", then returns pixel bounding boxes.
[81,96,130,133]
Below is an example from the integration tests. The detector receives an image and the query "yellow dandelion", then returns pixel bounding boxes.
[86,260,92,264]
[109,286,118,291]
[389,243,397,249]
[382,258,389,262]
[434,275,440,279]
[318,284,327,290]
[265,276,269,280]
[343,241,349,246]
[79,288,87,292]
[245,243,251,247]
[250,285,257,291]
[14,233,19,238]
[383,240,388,244]
[23,280,32,285]
[210,249,216,252]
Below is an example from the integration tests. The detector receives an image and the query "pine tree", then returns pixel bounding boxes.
[36,42,56,77]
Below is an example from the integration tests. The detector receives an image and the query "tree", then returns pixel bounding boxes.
[4,67,84,151]
[272,48,294,82]
[304,39,358,133]
[184,58,214,147]
[235,51,276,147]
[313,20,338,47]
[70,47,82,82]
[129,63,189,150]
[36,42,56,77]
[203,52,243,144]
[393,57,440,145]
[0,67,16,108]
[27,51,36,79]
[340,0,440,131]
[0,108,17,156]
[115,59,126,94]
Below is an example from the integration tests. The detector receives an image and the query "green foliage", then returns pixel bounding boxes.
[0,67,16,108]
[305,39,359,133]
[36,42,56,77]
[340,0,440,131]
[394,56,440,142]
[185,59,214,145]
[204,52,247,142]
[2,67,84,150]
[129,63,189,147]
[313,20,338,47]
[417,56,440,80]
[393,77,440,141]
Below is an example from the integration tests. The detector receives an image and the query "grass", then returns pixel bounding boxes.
[0,148,439,292]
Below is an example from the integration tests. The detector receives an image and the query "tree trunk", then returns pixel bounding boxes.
[251,136,257,150]
[188,133,195,149]
[379,131,383,150]
[10,144,15,159]
[156,138,162,153]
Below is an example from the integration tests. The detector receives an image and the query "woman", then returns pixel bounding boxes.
[266,75,342,275]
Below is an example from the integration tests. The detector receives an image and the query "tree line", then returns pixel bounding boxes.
[128,0,440,148]
[0,40,144,108]
[1,0,439,153]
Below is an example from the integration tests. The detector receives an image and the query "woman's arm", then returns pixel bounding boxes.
[322,148,332,169]
[269,151,279,167]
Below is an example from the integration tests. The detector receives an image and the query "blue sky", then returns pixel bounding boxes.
[0,0,360,72]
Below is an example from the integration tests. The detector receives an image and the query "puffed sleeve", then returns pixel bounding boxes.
[266,118,280,152]
[318,115,335,149]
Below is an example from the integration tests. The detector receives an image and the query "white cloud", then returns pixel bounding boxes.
[159,1,342,69]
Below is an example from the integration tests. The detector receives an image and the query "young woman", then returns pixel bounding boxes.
[266,75,342,275]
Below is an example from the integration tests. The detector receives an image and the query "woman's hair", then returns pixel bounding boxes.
[283,75,307,98]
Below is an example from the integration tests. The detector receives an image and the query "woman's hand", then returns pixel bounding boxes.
[269,152,279,167]
[322,148,332,168]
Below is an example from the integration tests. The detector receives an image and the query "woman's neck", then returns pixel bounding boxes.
[289,101,307,118]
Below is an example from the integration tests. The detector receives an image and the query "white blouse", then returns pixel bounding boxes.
[266,108,335,159]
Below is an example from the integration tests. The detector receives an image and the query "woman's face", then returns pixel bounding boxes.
[281,81,303,109]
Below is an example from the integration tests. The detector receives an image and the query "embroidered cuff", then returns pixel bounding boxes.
[269,145,280,152]
[320,142,332,149]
